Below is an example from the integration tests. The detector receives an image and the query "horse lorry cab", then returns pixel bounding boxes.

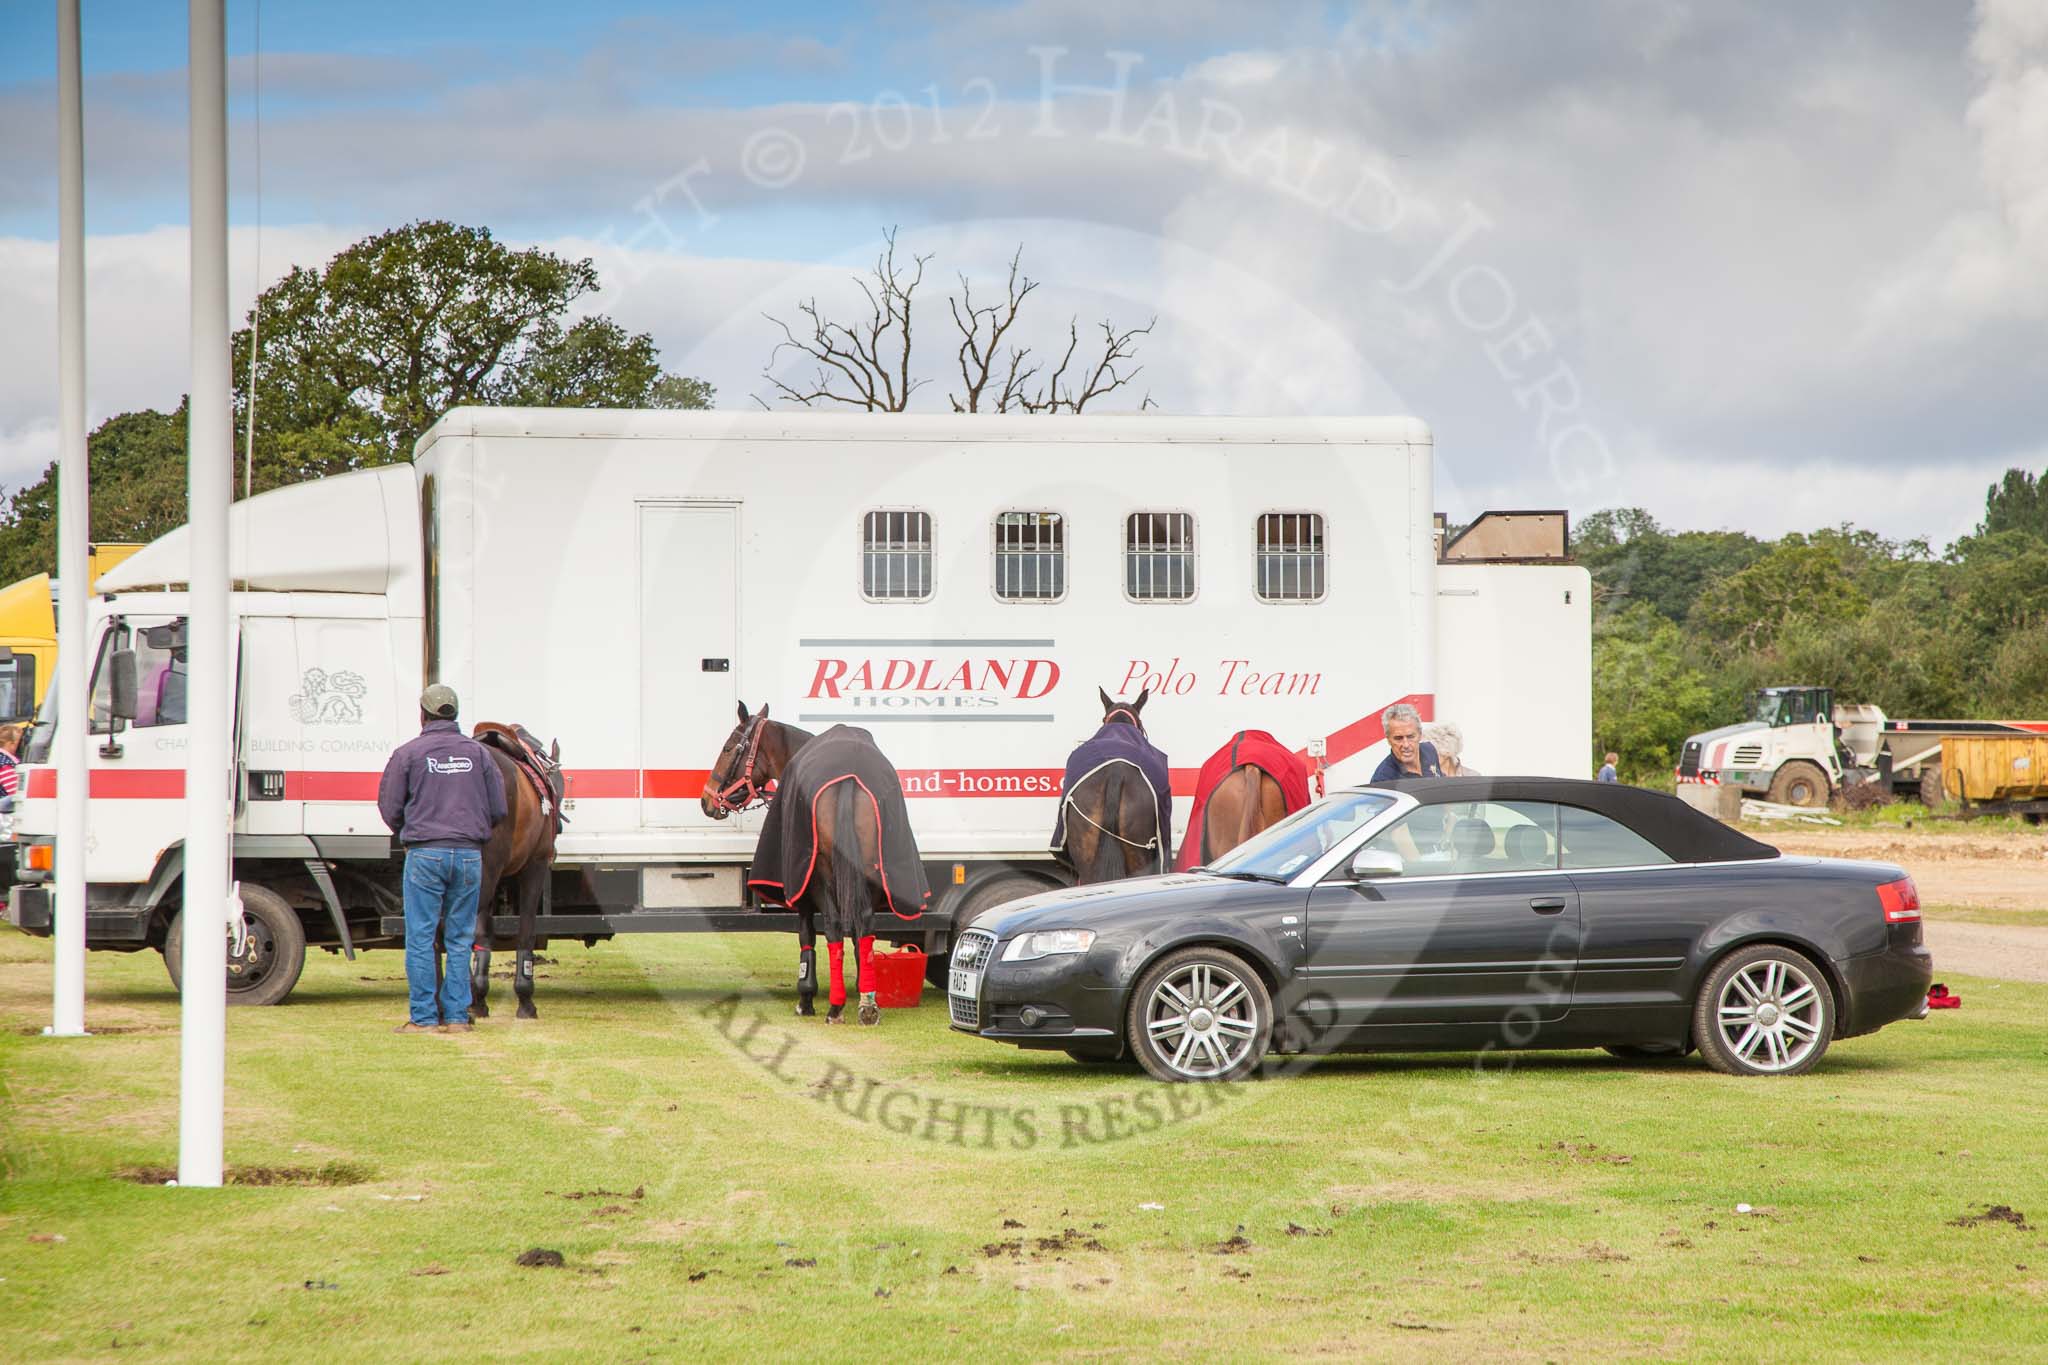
[3,411,1590,1005]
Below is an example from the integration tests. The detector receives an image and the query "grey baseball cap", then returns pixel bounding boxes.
[420,684,459,719]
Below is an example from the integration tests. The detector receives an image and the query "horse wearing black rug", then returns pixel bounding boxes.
[704,704,929,1024]
[1051,689,1173,885]
[466,722,564,1021]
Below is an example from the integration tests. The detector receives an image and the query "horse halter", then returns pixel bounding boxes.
[1104,707,1143,731]
[708,713,774,816]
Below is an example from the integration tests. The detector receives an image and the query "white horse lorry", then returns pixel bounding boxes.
[3,411,1590,1004]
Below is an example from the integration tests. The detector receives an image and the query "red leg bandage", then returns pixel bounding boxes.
[826,941,847,1007]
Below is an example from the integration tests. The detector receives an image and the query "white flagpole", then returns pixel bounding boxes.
[179,0,231,1189]
[50,0,89,1039]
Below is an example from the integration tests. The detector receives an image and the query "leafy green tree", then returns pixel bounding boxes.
[1977,467,2048,540]
[232,220,712,487]
[1573,508,1766,624]
[0,404,198,583]
[1688,539,1867,653]
[1591,603,1715,775]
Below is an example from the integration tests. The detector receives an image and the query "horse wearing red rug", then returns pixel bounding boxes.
[704,705,929,1024]
[1175,730,1312,870]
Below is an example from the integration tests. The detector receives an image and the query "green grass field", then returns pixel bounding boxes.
[4,929,2045,1363]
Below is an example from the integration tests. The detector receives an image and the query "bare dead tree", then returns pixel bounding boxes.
[949,248,1038,413]
[759,232,1157,414]
[757,227,930,410]
[1021,316,1157,413]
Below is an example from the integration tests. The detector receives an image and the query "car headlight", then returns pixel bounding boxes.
[1001,929,1096,962]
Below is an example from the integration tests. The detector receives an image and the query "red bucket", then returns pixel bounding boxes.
[873,946,927,1009]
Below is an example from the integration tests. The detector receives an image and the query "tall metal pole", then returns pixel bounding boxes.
[179,0,231,1189]
[50,0,89,1039]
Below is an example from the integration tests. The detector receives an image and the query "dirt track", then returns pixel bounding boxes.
[1753,824,2048,982]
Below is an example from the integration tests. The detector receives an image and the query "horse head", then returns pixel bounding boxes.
[702,700,774,820]
[1098,686,1150,732]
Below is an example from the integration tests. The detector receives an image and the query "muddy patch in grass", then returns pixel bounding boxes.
[116,1160,371,1187]
[1212,1227,1254,1255]
[516,1248,566,1268]
[552,1185,645,1202]
[1953,1205,2030,1230]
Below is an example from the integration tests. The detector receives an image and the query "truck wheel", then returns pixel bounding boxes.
[925,873,1054,987]
[162,884,308,1007]
[1767,761,1829,808]
[1918,764,1945,807]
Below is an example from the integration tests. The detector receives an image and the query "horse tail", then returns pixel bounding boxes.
[1088,763,1128,884]
[1235,767,1265,850]
[830,778,870,940]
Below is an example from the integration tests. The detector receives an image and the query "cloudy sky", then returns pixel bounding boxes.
[2,0,2043,546]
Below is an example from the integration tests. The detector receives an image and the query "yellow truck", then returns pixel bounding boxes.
[0,544,143,722]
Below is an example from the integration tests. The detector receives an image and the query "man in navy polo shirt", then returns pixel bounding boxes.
[378,684,507,1033]
[1371,703,1444,783]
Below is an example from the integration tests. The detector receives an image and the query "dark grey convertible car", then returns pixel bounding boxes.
[948,777,1933,1082]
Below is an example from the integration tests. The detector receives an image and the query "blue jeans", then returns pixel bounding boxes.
[402,847,482,1025]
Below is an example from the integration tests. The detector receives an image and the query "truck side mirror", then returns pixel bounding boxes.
[109,649,140,722]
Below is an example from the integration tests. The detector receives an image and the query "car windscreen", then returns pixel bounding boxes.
[1202,791,1396,881]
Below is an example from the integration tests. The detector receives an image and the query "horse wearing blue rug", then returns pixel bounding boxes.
[1051,689,1173,884]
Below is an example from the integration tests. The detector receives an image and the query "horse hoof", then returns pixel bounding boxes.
[825,1009,844,1025]
[516,1006,537,1021]
[858,1001,880,1027]
[795,1003,815,1018]
[473,1000,490,1019]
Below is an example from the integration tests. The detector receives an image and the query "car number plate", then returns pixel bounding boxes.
[949,967,979,998]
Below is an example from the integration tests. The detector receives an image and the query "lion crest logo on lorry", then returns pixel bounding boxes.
[289,667,368,725]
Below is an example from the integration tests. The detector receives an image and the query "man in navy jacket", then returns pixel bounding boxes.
[378,684,507,1032]
[1371,702,1445,783]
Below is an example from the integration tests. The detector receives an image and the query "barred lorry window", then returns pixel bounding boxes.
[993,512,1066,601]
[1124,512,1197,602]
[1256,512,1327,602]
[862,510,934,601]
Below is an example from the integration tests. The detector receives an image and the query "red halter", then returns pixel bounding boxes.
[708,713,774,815]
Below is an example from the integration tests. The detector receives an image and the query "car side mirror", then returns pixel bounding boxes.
[1349,848,1404,879]
[108,649,140,722]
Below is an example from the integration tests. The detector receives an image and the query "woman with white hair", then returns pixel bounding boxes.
[1371,702,1445,782]
[1424,722,1478,776]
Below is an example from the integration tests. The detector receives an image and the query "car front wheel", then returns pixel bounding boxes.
[1125,946,1271,1083]
[1692,943,1834,1076]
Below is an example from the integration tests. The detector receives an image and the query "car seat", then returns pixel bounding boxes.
[1451,817,1495,866]
[1505,823,1553,869]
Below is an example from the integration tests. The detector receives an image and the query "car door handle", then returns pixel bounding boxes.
[1529,896,1568,914]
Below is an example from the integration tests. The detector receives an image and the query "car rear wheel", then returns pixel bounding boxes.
[1125,946,1271,1083]
[1693,944,1834,1076]
[162,884,308,1007]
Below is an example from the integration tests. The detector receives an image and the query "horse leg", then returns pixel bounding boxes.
[795,909,817,1017]
[824,934,847,1023]
[513,860,545,1021]
[856,933,879,1027]
[470,874,498,1019]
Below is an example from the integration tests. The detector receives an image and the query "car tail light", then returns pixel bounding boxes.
[25,844,54,873]
[1876,876,1920,922]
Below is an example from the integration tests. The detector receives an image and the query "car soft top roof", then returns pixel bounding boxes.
[1365,776,1780,864]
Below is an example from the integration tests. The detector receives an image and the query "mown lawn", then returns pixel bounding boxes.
[3,928,2044,1363]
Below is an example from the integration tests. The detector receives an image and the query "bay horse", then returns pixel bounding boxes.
[702,702,894,1025]
[466,725,564,1021]
[1195,765,1286,864]
[1059,688,1167,885]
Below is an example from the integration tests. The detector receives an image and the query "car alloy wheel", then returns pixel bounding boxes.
[1694,944,1834,1076]
[1127,947,1271,1083]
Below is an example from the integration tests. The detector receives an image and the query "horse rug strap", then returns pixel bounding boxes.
[1050,723,1174,874]
[473,721,566,829]
[744,725,931,919]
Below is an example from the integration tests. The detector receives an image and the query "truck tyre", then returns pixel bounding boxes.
[1918,764,1945,807]
[162,884,308,1007]
[1767,760,1829,808]
[925,873,1055,987]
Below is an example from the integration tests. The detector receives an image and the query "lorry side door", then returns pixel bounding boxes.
[237,617,302,835]
[292,614,401,839]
